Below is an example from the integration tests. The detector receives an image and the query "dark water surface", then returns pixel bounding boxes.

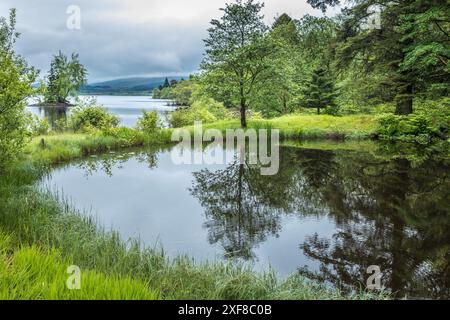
[42,142,450,299]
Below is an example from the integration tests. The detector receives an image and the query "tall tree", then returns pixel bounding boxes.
[44,51,87,104]
[202,0,270,128]
[302,67,338,114]
[307,0,450,115]
[163,77,170,88]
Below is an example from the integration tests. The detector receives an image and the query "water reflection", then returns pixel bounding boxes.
[28,105,69,130]
[190,146,450,299]
[45,143,450,299]
[27,95,175,128]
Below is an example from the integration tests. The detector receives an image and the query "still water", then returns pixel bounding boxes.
[27,95,175,128]
[42,143,450,299]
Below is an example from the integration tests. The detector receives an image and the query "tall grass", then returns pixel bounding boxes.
[0,233,159,300]
[193,114,376,140]
[25,129,174,166]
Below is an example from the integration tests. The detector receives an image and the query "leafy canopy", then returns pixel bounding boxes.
[44,51,87,104]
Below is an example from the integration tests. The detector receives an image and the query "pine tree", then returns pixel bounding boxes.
[303,67,338,115]
[163,77,170,88]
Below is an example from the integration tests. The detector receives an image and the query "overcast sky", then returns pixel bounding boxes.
[0,0,331,83]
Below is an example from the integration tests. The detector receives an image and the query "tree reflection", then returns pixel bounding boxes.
[73,148,161,177]
[191,144,450,298]
[191,160,282,259]
[298,152,450,299]
[40,106,68,129]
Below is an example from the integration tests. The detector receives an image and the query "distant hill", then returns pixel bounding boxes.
[79,76,185,95]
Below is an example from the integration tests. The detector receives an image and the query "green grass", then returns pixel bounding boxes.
[24,114,377,169]
[192,114,377,140]
[0,232,159,300]
[25,129,174,166]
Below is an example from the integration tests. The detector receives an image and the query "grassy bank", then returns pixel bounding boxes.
[0,128,386,300]
[199,114,377,140]
[25,129,173,166]
[23,115,376,168]
[0,233,159,300]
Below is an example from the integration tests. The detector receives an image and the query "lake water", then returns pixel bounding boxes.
[27,95,175,128]
[42,142,450,299]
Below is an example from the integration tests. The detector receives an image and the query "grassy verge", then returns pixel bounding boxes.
[0,233,159,300]
[25,129,174,166]
[198,114,377,140]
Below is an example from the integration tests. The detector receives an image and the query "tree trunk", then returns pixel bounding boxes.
[317,108,321,115]
[395,83,413,115]
[240,103,247,128]
[239,79,247,128]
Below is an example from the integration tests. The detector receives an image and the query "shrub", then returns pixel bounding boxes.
[376,108,447,143]
[325,105,340,116]
[415,98,450,136]
[136,111,159,133]
[170,98,230,128]
[339,104,361,115]
[27,114,50,136]
[102,127,146,147]
[54,118,68,132]
[68,105,119,132]
[373,103,396,114]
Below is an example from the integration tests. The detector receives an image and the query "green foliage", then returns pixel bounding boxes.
[170,98,230,128]
[0,233,159,300]
[309,0,450,115]
[152,86,174,99]
[376,100,449,143]
[27,114,50,136]
[302,67,338,115]
[54,118,68,132]
[171,79,200,106]
[136,111,159,133]
[0,9,38,169]
[202,0,270,127]
[68,100,120,132]
[44,51,87,104]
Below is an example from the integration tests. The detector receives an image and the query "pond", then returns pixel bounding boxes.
[27,95,175,128]
[41,142,450,299]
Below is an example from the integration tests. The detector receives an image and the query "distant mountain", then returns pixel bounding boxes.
[79,76,185,95]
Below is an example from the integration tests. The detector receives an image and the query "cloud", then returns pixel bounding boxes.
[0,0,325,82]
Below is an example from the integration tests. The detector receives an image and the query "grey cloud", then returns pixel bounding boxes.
[1,0,322,82]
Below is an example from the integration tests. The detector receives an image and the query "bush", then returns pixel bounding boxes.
[373,103,396,114]
[415,98,450,136]
[376,111,446,143]
[339,104,361,115]
[68,105,119,132]
[27,114,50,136]
[102,127,146,147]
[54,118,68,132]
[325,105,340,116]
[170,98,230,128]
[136,111,159,133]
